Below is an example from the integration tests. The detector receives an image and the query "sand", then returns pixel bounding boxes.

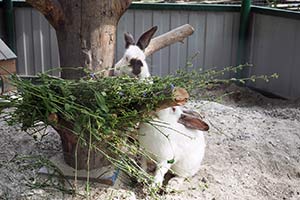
[1,84,300,200]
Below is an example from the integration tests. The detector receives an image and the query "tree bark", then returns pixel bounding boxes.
[54,119,110,170]
[26,0,65,29]
[57,0,132,79]
[27,0,132,79]
[26,0,133,170]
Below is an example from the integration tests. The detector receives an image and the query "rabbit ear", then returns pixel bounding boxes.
[124,32,135,49]
[178,113,209,131]
[182,108,202,118]
[136,26,158,50]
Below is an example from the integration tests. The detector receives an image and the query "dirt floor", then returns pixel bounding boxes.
[1,84,300,200]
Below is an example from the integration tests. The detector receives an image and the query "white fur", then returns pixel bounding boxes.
[115,29,205,187]
[138,106,206,185]
[114,45,151,79]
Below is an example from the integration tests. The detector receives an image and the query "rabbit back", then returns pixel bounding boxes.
[138,118,205,177]
[138,121,175,162]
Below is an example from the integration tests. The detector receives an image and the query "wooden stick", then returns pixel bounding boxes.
[144,24,194,57]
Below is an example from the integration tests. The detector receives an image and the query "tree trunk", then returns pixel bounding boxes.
[26,0,132,170]
[54,119,110,170]
[56,0,131,79]
[27,0,132,79]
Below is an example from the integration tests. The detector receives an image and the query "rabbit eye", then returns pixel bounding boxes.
[172,107,176,112]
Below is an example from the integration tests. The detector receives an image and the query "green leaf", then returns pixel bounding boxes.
[167,158,175,164]
[95,92,109,113]
[64,103,71,111]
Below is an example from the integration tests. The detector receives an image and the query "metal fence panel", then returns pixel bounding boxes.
[12,7,239,78]
[1,5,300,99]
[248,13,300,98]
[14,7,60,76]
[117,10,240,77]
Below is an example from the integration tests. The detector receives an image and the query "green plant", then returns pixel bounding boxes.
[0,65,278,198]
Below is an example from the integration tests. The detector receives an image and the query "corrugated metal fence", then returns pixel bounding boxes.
[11,6,240,78]
[14,7,60,76]
[1,4,300,98]
[117,9,240,77]
[247,8,300,98]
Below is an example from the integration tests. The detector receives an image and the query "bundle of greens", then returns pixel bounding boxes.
[0,65,278,192]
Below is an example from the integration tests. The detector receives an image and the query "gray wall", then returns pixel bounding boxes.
[12,7,240,78]
[248,13,300,99]
[14,7,60,76]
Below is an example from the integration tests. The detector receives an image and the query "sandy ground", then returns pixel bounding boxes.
[1,84,300,200]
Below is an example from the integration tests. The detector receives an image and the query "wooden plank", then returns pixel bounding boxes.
[0,59,16,94]
[0,59,16,74]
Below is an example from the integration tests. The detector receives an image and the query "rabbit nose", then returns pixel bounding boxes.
[130,59,143,76]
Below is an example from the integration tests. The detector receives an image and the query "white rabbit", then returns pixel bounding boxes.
[114,26,208,187]
[114,26,158,80]
[138,106,209,186]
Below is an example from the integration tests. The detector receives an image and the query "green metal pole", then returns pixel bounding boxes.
[3,0,16,53]
[237,0,251,78]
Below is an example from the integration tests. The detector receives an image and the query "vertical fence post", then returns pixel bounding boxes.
[3,0,16,53]
[237,0,251,78]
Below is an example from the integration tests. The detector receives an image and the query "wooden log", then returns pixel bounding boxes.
[53,118,110,170]
[144,24,195,57]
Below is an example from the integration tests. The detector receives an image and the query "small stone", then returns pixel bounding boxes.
[201,177,208,183]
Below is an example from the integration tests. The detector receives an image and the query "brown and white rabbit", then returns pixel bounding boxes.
[138,106,209,186]
[115,26,208,187]
[114,26,158,79]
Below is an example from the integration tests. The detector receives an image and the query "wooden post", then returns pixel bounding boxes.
[54,119,110,170]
